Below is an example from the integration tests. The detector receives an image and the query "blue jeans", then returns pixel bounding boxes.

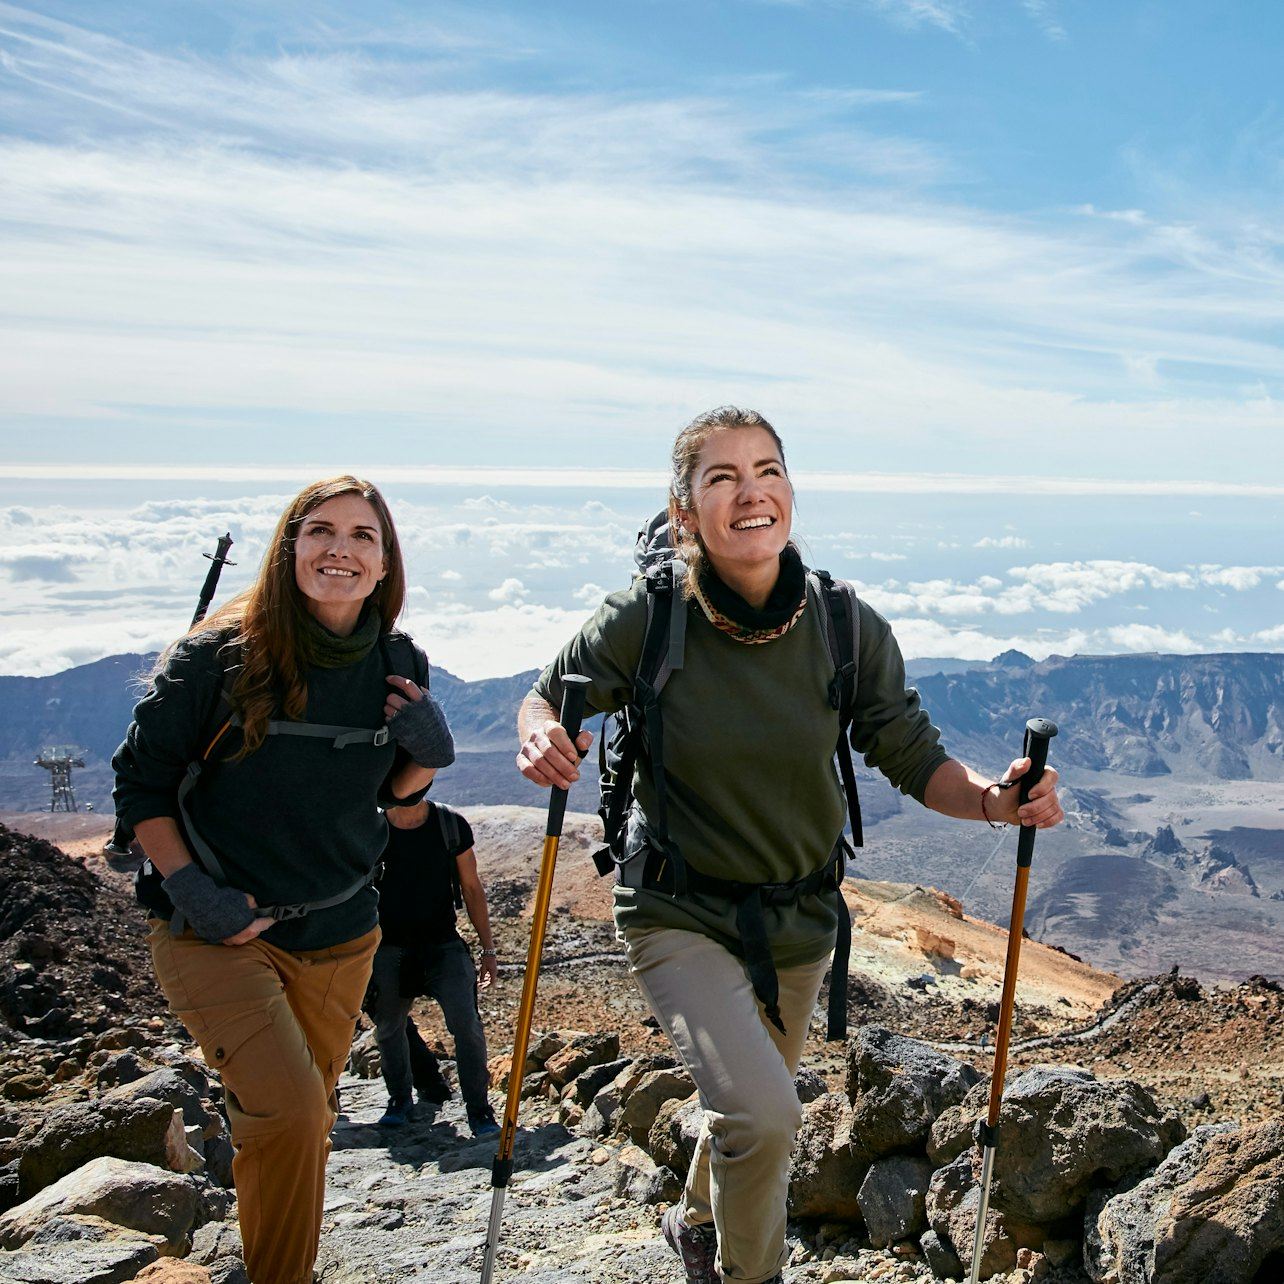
[370,938,490,1115]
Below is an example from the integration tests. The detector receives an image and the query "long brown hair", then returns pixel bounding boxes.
[184,475,406,753]
[667,406,795,595]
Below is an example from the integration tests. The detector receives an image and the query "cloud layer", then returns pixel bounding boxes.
[2,479,1280,679]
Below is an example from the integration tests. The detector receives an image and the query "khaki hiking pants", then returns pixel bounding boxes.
[622,925,829,1284]
[148,919,379,1284]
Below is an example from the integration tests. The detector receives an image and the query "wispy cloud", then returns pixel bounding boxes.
[0,5,1280,483]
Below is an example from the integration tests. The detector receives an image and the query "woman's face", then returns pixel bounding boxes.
[292,493,388,635]
[682,425,792,584]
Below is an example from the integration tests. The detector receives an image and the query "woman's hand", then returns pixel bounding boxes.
[384,673,424,722]
[385,675,455,768]
[516,695,593,790]
[222,900,277,946]
[477,952,498,991]
[988,757,1063,828]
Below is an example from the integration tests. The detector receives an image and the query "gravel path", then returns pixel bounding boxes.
[314,1075,1095,1284]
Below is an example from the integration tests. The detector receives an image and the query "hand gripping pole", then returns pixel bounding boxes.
[968,716,1058,1284]
[480,675,590,1284]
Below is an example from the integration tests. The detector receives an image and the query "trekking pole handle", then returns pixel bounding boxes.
[1016,717,1058,867]
[547,675,591,837]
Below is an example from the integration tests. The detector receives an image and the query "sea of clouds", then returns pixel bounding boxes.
[2,473,1282,681]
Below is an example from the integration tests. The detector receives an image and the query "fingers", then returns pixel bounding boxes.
[516,721,593,790]
[385,674,427,721]
[222,916,275,946]
[1013,764,1063,828]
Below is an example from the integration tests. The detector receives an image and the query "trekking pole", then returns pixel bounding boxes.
[480,674,591,1284]
[191,532,236,628]
[106,531,237,859]
[967,716,1058,1284]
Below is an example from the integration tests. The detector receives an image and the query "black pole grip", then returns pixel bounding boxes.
[1016,717,1058,867]
[191,532,235,628]
[546,675,590,837]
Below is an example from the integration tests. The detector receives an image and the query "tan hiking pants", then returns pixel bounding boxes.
[148,920,379,1284]
[622,925,829,1284]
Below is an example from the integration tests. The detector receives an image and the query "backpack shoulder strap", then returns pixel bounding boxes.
[593,561,685,878]
[435,804,465,910]
[810,570,863,849]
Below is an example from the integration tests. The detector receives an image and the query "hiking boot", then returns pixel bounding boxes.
[467,1105,500,1138]
[378,1097,414,1127]
[660,1205,717,1284]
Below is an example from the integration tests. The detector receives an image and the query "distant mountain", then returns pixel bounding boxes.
[2,649,1282,815]
[910,651,1284,781]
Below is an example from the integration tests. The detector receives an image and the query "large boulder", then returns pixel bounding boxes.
[616,1068,695,1148]
[787,1092,869,1222]
[0,1155,207,1253]
[930,1066,1185,1225]
[858,1153,934,1248]
[13,1095,184,1200]
[846,1026,981,1157]
[1085,1118,1284,1284]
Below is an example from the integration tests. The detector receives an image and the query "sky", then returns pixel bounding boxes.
[1,1,1282,679]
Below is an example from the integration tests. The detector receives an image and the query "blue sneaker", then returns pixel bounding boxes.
[467,1106,500,1138]
[378,1097,413,1127]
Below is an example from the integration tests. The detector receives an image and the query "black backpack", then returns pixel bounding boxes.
[591,513,863,1040]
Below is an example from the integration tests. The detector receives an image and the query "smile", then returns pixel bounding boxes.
[731,516,775,530]
[319,567,359,577]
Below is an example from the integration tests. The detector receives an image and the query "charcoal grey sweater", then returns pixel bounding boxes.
[113,628,427,951]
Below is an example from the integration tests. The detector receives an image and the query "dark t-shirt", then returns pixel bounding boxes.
[376,804,474,947]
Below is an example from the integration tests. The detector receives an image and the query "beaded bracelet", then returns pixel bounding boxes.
[480,948,498,957]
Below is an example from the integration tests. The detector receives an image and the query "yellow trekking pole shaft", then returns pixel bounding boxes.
[968,716,1057,1284]
[480,675,590,1284]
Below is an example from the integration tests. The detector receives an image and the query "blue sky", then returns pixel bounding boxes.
[1,0,1281,479]
[1,2,1282,678]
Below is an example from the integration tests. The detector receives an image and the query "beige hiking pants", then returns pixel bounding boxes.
[623,925,829,1284]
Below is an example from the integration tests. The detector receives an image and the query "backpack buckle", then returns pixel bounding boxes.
[827,661,856,711]
[267,902,309,922]
[373,727,390,747]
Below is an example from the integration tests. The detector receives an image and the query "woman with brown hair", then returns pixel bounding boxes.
[516,408,1062,1284]
[114,475,454,1284]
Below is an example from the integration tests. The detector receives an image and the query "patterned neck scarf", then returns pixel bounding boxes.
[690,545,808,644]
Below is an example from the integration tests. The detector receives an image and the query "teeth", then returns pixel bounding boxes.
[733,517,774,530]
[321,568,357,576]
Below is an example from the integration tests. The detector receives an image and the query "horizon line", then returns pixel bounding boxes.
[4,463,1283,498]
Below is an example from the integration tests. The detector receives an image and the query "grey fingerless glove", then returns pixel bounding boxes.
[388,692,456,768]
[162,863,256,943]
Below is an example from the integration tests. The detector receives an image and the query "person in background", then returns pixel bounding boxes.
[515,407,1063,1284]
[370,798,500,1137]
[113,475,455,1284]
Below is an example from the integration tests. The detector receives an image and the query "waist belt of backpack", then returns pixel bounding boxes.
[619,839,851,1041]
[167,715,388,935]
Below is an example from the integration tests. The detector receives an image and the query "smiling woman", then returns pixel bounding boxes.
[515,405,1064,1284]
[111,473,456,1284]
[292,492,390,636]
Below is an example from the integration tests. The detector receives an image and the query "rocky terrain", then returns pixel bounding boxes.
[1,809,1283,1282]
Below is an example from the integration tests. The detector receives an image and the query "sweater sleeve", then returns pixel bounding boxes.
[848,599,951,804]
[530,585,648,719]
[111,634,231,830]
[378,632,435,808]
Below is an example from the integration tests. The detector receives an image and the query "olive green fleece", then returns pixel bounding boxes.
[533,575,951,968]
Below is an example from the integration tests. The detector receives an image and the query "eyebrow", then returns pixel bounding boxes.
[700,457,783,477]
[303,517,381,534]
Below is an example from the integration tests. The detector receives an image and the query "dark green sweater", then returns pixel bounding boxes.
[534,576,951,968]
[113,628,427,951]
